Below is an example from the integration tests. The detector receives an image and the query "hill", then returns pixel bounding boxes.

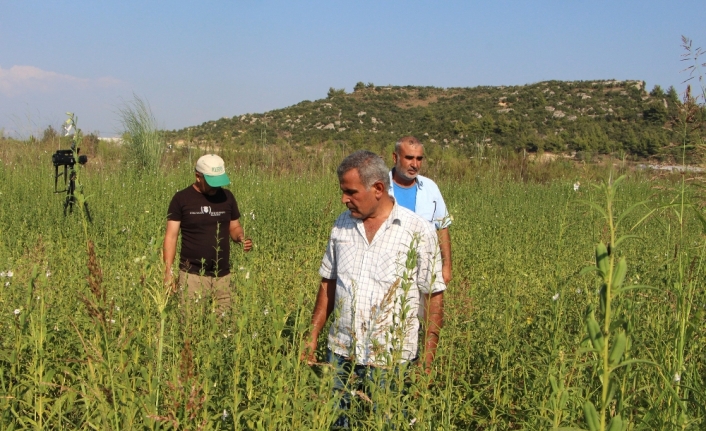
[164,80,704,162]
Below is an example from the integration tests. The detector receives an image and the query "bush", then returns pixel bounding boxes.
[118,96,164,172]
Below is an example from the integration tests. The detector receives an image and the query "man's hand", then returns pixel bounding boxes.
[230,220,253,252]
[241,238,253,252]
[302,278,337,366]
[300,337,318,365]
[442,265,452,285]
[163,269,177,293]
[437,227,452,285]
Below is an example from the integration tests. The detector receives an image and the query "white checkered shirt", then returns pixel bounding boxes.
[319,203,446,366]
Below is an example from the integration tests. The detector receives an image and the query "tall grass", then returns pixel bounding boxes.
[119,95,164,173]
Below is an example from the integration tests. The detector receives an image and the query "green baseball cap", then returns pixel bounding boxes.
[195,154,230,187]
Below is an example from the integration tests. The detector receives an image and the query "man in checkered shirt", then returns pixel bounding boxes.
[302,150,445,424]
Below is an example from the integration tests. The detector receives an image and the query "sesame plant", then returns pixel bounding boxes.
[62,113,92,233]
[578,174,655,431]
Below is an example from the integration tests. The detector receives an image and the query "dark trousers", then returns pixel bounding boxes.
[328,350,412,429]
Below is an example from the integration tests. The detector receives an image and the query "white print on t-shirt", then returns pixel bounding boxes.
[188,206,226,217]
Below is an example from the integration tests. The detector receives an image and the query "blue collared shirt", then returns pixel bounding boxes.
[388,170,451,230]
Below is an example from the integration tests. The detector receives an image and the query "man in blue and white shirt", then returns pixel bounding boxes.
[389,136,453,284]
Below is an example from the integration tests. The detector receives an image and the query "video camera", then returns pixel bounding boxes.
[52,148,87,168]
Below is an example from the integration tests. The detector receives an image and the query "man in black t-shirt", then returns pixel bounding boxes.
[163,154,253,313]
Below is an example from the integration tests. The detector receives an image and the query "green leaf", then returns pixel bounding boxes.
[583,401,600,431]
[609,331,627,367]
[580,265,599,276]
[616,200,648,229]
[613,284,660,295]
[549,375,558,393]
[579,200,609,222]
[586,314,604,351]
[607,414,623,431]
[612,257,627,289]
[611,174,627,189]
[613,234,641,250]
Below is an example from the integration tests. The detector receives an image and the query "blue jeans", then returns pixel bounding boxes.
[328,350,412,429]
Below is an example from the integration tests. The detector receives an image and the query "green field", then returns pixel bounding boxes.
[0,140,704,430]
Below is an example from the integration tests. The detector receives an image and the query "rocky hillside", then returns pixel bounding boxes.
[164,80,704,161]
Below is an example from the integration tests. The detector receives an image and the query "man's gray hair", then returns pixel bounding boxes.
[337,150,390,190]
[394,136,424,154]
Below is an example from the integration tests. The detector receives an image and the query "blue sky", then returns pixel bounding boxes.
[1,1,704,137]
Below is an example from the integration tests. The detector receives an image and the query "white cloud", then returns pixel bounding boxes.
[0,65,123,97]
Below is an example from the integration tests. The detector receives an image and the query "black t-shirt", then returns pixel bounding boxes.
[167,186,241,277]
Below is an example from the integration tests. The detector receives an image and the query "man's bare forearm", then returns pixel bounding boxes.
[422,291,444,372]
[302,278,336,363]
[163,221,180,281]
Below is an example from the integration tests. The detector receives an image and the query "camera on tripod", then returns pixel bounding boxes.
[52,147,91,220]
[52,148,87,194]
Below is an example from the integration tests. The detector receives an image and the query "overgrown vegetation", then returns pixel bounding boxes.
[0,129,705,429]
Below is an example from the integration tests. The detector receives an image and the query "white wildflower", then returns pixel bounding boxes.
[0,272,5,277]
[222,409,229,420]
[409,418,417,426]
[263,307,269,316]
[673,373,681,383]
[7,271,12,277]
[4,282,9,287]
[115,306,120,311]
[14,309,20,315]
[573,182,580,192]
[108,319,116,324]
[245,271,250,280]
[576,288,582,294]
[552,293,560,301]
[251,332,258,339]
[45,271,51,277]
